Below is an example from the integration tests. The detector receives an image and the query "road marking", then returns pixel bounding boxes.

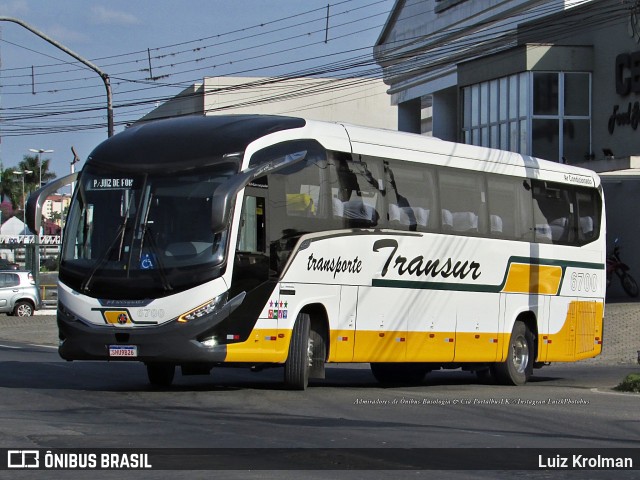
[0,343,57,350]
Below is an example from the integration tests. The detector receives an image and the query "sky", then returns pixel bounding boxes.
[0,0,395,179]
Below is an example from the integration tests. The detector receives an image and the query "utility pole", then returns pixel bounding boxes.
[0,17,112,282]
[0,16,114,137]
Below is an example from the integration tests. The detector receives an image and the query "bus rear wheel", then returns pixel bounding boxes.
[492,321,533,386]
[146,363,175,387]
[370,363,429,386]
[284,313,312,390]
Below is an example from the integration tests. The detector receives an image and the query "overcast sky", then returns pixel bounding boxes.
[0,0,394,178]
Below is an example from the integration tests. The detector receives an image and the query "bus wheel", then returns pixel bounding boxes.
[284,313,311,390]
[492,321,533,386]
[370,363,428,386]
[309,326,326,379]
[146,363,175,387]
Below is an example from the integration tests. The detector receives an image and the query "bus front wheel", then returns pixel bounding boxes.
[492,321,533,386]
[146,363,175,387]
[284,313,312,390]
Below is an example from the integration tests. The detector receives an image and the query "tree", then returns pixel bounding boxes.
[3,154,58,216]
[1,169,22,210]
[0,200,15,224]
[18,153,57,193]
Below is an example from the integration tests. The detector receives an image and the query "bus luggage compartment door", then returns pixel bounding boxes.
[329,285,358,362]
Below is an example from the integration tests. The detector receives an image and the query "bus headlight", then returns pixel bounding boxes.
[178,293,228,323]
[200,336,218,348]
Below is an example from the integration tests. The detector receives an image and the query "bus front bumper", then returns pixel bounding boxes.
[57,294,245,363]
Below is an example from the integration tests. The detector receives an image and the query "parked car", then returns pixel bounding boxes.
[0,271,42,316]
[0,258,19,270]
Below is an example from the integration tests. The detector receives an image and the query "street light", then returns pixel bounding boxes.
[28,148,53,186]
[0,17,113,137]
[13,169,33,234]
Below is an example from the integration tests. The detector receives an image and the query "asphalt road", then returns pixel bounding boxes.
[1,328,639,479]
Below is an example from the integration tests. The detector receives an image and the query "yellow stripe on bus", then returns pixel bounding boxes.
[225,329,288,363]
[502,263,563,295]
[226,300,603,364]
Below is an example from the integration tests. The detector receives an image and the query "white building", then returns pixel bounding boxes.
[138,76,397,129]
[374,0,640,297]
[42,193,71,226]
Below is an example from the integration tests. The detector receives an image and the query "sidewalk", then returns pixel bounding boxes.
[595,301,640,365]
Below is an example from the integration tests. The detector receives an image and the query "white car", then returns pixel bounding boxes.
[0,271,42,316]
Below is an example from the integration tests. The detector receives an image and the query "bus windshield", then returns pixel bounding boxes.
[61,162,238,299]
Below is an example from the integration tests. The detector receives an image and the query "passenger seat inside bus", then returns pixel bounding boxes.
[580,216,594,238]
[343,200,378,222]
[441,209,453,230]
[388,204,430,228]
[333,197,379,226]
[549,217,568,242]
[452,211,478,232]
[490,214,503,234]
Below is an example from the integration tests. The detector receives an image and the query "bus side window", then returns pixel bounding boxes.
[268,153,331,273]
[575,187,601,245]
[329,155,383,229]
[384,159,436,232]
[283,160,324,219]
[486,175,533,240]
[532,180,574,245]
[438,169,487,234]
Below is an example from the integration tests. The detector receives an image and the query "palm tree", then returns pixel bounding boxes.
[18,154,57,195]
[1,169,21,210]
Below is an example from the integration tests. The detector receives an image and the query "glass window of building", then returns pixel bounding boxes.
[462,72,529,153]
[462,71,591,163]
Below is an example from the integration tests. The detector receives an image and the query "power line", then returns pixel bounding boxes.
[0,0,624,137]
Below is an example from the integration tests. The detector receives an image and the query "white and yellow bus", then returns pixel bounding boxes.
[28,115,605,389]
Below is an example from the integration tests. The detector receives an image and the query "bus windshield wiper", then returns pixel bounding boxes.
[80,220,128,293]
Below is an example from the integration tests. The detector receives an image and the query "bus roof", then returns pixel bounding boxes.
[85,114,599,188]
[87,115,306,172]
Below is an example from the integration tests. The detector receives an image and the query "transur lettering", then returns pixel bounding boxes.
[373,239,481,281]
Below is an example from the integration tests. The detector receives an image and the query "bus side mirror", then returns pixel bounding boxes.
[210,171,253,233]
[26,172,79,234]
[210,150,307,233]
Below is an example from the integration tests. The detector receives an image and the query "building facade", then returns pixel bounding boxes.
[375,0,640,297]
[42,193,71,227]
[138,76,397,130]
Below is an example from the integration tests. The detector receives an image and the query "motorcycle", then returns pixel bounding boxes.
[607,238,639,298]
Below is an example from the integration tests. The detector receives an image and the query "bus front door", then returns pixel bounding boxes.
[226,189,279,361]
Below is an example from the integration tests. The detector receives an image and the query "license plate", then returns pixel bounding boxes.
[109,345,138,357]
